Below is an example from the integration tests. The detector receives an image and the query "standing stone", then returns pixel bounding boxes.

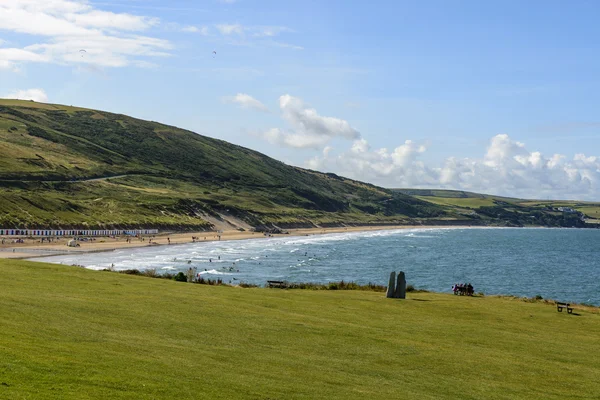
[395,271,406,299]
[386,271,396,298]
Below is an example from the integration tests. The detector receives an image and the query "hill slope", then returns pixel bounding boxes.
[395,188,600,227]
[0,100,447,230]
[1,99,596,231]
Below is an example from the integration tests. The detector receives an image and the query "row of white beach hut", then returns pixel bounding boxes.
[0,228,159,237]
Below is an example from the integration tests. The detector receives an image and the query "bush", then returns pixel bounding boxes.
[281,281,386,292]
[120,269,142,275]
[173,272,187,282]
[239,282,259,288]
[406,285,415,292]
[143,268,158,278]
[535,294,543,300]
[193,277,225,286]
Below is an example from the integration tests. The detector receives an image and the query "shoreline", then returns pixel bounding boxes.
[0,225,467,259]
[2,226,598,308]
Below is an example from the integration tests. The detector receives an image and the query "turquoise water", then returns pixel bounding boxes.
[34,227,600,305]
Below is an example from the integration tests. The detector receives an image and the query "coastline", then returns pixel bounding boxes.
[2,225,598,308]
[0,224,466,259]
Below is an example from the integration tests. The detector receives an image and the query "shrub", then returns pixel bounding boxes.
[281,281,386,292]
[535,294,543,300]
[143,268,158,278]
[120,269,142,275]
[406,284,415,292]
[173,272,187,282]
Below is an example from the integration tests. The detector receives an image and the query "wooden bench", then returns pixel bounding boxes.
[267,280,286,288]
[556,302,573,314]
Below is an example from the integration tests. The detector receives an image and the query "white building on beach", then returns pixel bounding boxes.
[0,228,158,237]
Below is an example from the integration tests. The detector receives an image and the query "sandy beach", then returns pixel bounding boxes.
[0,225,459,259]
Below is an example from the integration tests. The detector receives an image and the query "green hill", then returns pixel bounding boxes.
[1,258,599,399]
[395,188,600,228]
[0,100,446,230]
[1,99,596,231]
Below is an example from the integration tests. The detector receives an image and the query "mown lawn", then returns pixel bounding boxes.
[1,259,599,399]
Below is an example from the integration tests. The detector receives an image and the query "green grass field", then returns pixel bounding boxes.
[414,195,497,208]
[1,259,599,399]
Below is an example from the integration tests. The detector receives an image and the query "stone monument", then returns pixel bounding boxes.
[394,271,406,299]
[386,271,406,299]
[386,271,396,298]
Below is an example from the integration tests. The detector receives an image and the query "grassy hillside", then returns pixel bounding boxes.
[0,100,447,230]
[396,188,600,227]
[1,99,595,231]
[1,259,599,399]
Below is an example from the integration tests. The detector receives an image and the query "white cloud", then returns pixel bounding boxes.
[215,23,244,35]
[0,0,172,69]
[213,23,300,49]
[252,26,293,37]
[266,40,304,50]
[182,25,209,35]
[306,134,600,200]
[2,88,48,102]
[223,93,269,112]
[260,95,360,149]
[64,10,158,31]
[264,128,330,149]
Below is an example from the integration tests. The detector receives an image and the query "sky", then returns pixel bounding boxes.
[2,0,600,200]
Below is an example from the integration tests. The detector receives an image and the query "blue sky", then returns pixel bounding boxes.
[2,0,600,199]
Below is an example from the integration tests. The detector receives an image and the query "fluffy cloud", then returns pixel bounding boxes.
[0,0,171,70]
[307,134,600,200]
[280,95,359,139]
[182,25,209,35]
[223,93,269,112]
[3,88,48,102]
[264,128,330,149]
[261,95,360,149]
[212,23,300,49]
[252,26,293,38]
[215,24,291,37]
[215,24,244,35]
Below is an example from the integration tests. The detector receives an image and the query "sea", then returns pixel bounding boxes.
[32,227,600,305]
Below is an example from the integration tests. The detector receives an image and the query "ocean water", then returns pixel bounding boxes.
[32,227,600,305]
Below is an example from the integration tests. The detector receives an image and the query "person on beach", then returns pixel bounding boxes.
[168,237,171,244]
